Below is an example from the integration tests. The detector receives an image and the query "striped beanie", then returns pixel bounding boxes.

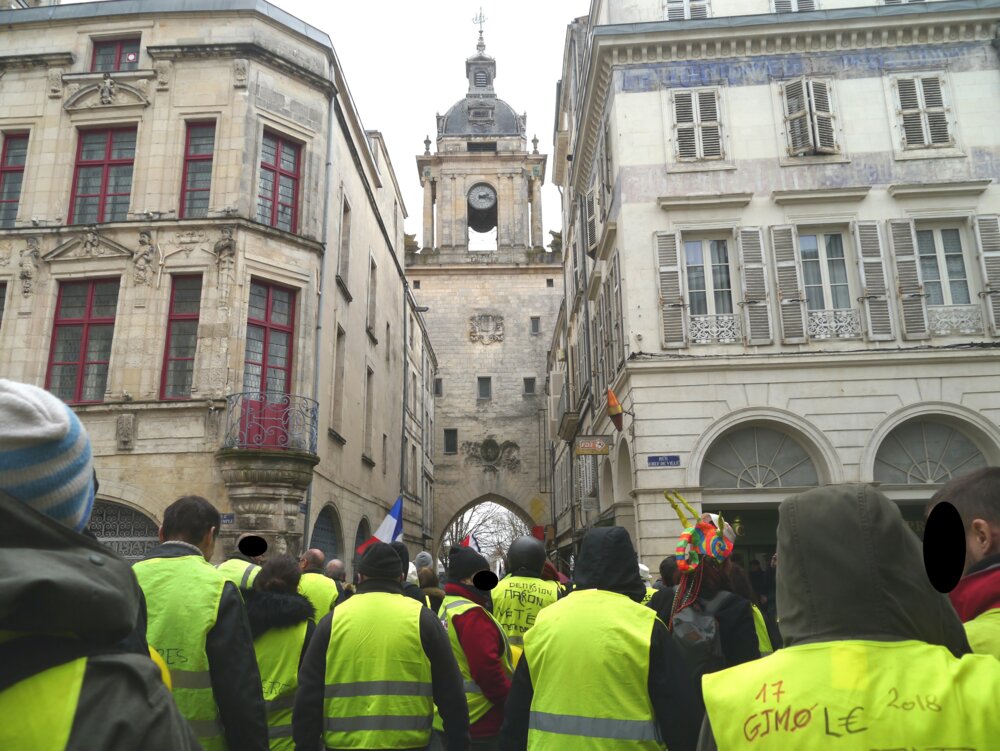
[0,379,95,532]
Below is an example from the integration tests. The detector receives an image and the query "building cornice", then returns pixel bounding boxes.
[571,0,1000,195]
[887,179,992,198]
[0,52,74,71]
[658,193,753,210]
[771,187,872,205]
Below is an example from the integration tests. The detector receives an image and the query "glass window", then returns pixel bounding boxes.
[243,280,295,395]
[874,419,986,484]
[478,376,492,400]
[917,228,970,306]
[799,232,850,310]
[47,279,120,403]
[444,429,458,454]
[0,133,28,228]
[524,377,536,395]
[70,128,136,224]
[685,239,733,316]
[180,122,215,219]
[161,276,202,399]
[434,378,443,397]
[92,38,140,72]
[257,131,301,233]
[530,316,541,334]
[701,425,819,489]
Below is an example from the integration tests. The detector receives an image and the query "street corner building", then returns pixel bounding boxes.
[547,0,1000,571]
[0,0,437,574]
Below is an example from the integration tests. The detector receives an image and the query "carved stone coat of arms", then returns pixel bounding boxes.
[469,314,504,345]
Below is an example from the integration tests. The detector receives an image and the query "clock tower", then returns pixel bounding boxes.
[406,26,560,555]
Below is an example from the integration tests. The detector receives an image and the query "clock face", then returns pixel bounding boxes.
[468,184,497,210]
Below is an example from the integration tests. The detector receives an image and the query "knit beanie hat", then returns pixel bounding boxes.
[414,550,433,570]
[447,545,490,581]
[0,379,95,533]
[390,540,411,577]
[358,542,403,580]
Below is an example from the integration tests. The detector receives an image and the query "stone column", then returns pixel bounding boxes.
[453,176,466,251]
[531,178,543,249]
[422,179,434,250]
[440,176,452,248]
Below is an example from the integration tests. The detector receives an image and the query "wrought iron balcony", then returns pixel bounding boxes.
[928,305,983,336]
[687,313,742,344]
[806,308,862,340]
[223,391,318,454]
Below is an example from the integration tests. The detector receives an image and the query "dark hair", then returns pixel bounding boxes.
[696,559,730,600]
[255,554,301,594]
[161,496,220,544]
[726,561,760,605]
[930,467,1000,528]
[417,566,439,589]
[659,556,678,586]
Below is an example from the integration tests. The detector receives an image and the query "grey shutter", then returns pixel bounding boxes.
[782,78,812,156]
[809,80,838,154]
[656,231,686,348]
[796,0,816,9]
[775,0,793,10]
[888,219,929,339]
[737,227,773,345]
[698,90,723,159]
[674,91,698,160]
[770,226,807,343]
[586,191,597,252]
[974,215,1000,336]
[666,0,688,20]
[921,77,951,146]
[896,78,927,148]
[689,0,710,19]
[852,221,894,340]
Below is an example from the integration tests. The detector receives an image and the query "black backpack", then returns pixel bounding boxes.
[670,591,735,677]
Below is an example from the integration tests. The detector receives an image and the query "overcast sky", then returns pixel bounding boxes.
[63,0,590,243]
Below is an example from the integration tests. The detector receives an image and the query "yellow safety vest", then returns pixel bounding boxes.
[133,554,228,751]
[0,655,86,750]
[323,592,433,749]
[641,587,657,605]
[254,621,308,750]
[965,608,1000,660]
[297,572,338,622]
[523,589,665,751]
[703,639,1000,750]
[492,576,559,646]
[751,603,773,655]
[433,596,513,729]
[216,558,260,589]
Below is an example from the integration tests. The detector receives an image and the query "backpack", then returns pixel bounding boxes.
[670,591,735,677]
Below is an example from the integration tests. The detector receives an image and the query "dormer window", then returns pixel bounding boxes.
[475,70,488,87]
[92,38,140,72]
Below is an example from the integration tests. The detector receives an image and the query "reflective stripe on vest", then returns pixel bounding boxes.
[523,589,665,751]
[434,595,514,731]
[0,656,86,750]
[750,604,773,655]
[492,576,559,647]
[216,558,260,589]
[254,620,308,751]
[324,592,433,749]
[298,572,337,622]
[703,639,1000,751]
[965,608,1000,660]
[133,554,227,751]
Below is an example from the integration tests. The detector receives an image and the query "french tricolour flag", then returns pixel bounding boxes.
[460,533,480,553]
[356,496,404,556]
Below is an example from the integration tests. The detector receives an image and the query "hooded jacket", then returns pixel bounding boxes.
[242,587,316,647]
[501,526,704,751]
[696,484,973,751]
[0,491,200,751]
[948,552,1000,658]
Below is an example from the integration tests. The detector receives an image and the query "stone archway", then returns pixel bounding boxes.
[309,504,344,564]
[88,499,159,563]
[434,493,536,570]
[351,517,371,577]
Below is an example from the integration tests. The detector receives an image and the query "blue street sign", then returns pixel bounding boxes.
[220,513,235,525]
[299,503,307,514]
[647,455,681,468]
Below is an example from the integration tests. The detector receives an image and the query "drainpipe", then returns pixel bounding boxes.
[303,62,338,550]
[400,291,408,501]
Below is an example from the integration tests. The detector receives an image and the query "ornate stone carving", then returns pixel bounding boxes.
[99,73,117,105]
[47,68,63,99]
[18,239,40,297]
[688,313,742,344]
[116,414,135,451]
[133,230,157,286]
[63,80,149,112]
[469,313,504,344]
[233,59,248,89]
[153,60,171,91]
[0,240,12,266]
[83,229,102,257]
[463,436,521,474]
[213,226,236,304]
[44,230,133,262]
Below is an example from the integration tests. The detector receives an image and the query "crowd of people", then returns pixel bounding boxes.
[2,377,1000,750]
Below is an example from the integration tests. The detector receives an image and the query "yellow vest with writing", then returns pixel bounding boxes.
[750,604,773,655]
[523,589,666,751]
[254,621,308,750]
[216,558,260,589]
[965,608,1000,660]
[703,639,1000,750]
[297,572,337,622]
[492,576,559,646]
[133,554,228,751]
[324,592,433,749]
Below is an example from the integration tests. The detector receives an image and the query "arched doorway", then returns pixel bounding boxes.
[87,500,159,563]
[310,504,343,564]
[437,495,534,576]
[351,517,371,578]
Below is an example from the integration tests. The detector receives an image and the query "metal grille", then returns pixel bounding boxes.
[874,420,987,485]
[87,501,159,563]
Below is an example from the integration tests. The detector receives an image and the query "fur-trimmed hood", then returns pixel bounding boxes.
[241,588,314,639]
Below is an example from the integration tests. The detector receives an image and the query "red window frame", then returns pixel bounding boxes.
[0,132,28,228]
[257,131,301,233]
[46,279,120,405]
[179,122,215,219]
[91,38,141,72]
[69,127,137,225]
[244,279,296,396]
[160,275,203,400]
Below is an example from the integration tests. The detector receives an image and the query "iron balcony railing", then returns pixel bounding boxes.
[223,391,319,454]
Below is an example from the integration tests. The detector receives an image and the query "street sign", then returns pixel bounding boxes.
[299,503,307,515]
[647,455,681,468]
[575,435,611,456]
[220,513,235,525]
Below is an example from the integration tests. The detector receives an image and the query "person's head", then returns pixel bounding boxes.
[659,556,678,586]
[929,467,1000,574]
[695,558,731,600]
[160,495,220,560]
[357,542,403,583]
[299,548,325,572]
[505,535,547,577]
[390,541,411,579]
[573,526,645,601]
[325,558,346,582]
[446,545,490,585]
[414,550,434,570]
[750,560,762,572]
[254,553,301,595]
[0,379,96,533]
[417,566,439,589]
[236,532,265,563]
[726,561,758,604]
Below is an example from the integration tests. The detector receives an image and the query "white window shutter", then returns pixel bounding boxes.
[665,0,688,20]
[974,215,1000,336]
[796,0,816,9]
[896,77,927,148]
[586,191,597,252]
[613,254,627,365]
[737,227,773,345]
[808,80,838,153]
[775,0,793,10]
[698,90,723,159]
[673,90,698,160]
[782,78,813,156]
[921,77,951,146]
[888,219,929,339]
[655,231,686,348]
[770,225,808,343]
[689,0,710,19]
[852,221,894,340]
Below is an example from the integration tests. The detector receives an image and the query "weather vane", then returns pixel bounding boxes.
[472,7,487,35]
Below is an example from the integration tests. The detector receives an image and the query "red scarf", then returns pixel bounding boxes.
[949,560,1000,622]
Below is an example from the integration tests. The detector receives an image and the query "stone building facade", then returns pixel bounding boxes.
[406,32,562,551]
[0,0,434,573]
[550,0,1000,572]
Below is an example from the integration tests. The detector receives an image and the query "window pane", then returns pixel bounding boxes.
[827,257,849,286]
[919,256,941,283]
[172,278,202,315]
[279,142,299,172]
[271,289,292,326]
[85,325,114,361]
[73,196,100,225]
[802,258,822,287]
[107,165,133,194]
[916,230,936,256]
[188,125,215,155]
[830,284,851,310]
[248,285,268,320]
[276,204,293,232]
[3,137,28,167]
[48,364,79,402]
[267,330,289,368]
[824,234,845,259]
[104,195,129,222]
[714,290,734,315]
[265,367,287,394]
[52,325,84,362]
[244,325,265,363]
[686,266,705,293]
[58,284,89,319]
[684,241,703,266]
[0,203,17,227]
[949,279,970,305]
[925,280,944,307]
[709,240,728,265]
[164,359,194,398]
[798,234,819,259]
[711,259,731,291]
[184,191,209,219]
[120,41,140,71]
[0,173,23,201]
[805,286,825,311]
[75,166,103,195]
[110,131,136,160]
[168,320,198,359]
[689,290,707,316]
[186,160,213,190]
[91,282,119,317]
[80,132,108,160]
[256,197,273,224]
[277,174,295,203]
[243,363,262,393]
[81,363,109,401]
[93,46,116,72]
[261,135,277,166]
